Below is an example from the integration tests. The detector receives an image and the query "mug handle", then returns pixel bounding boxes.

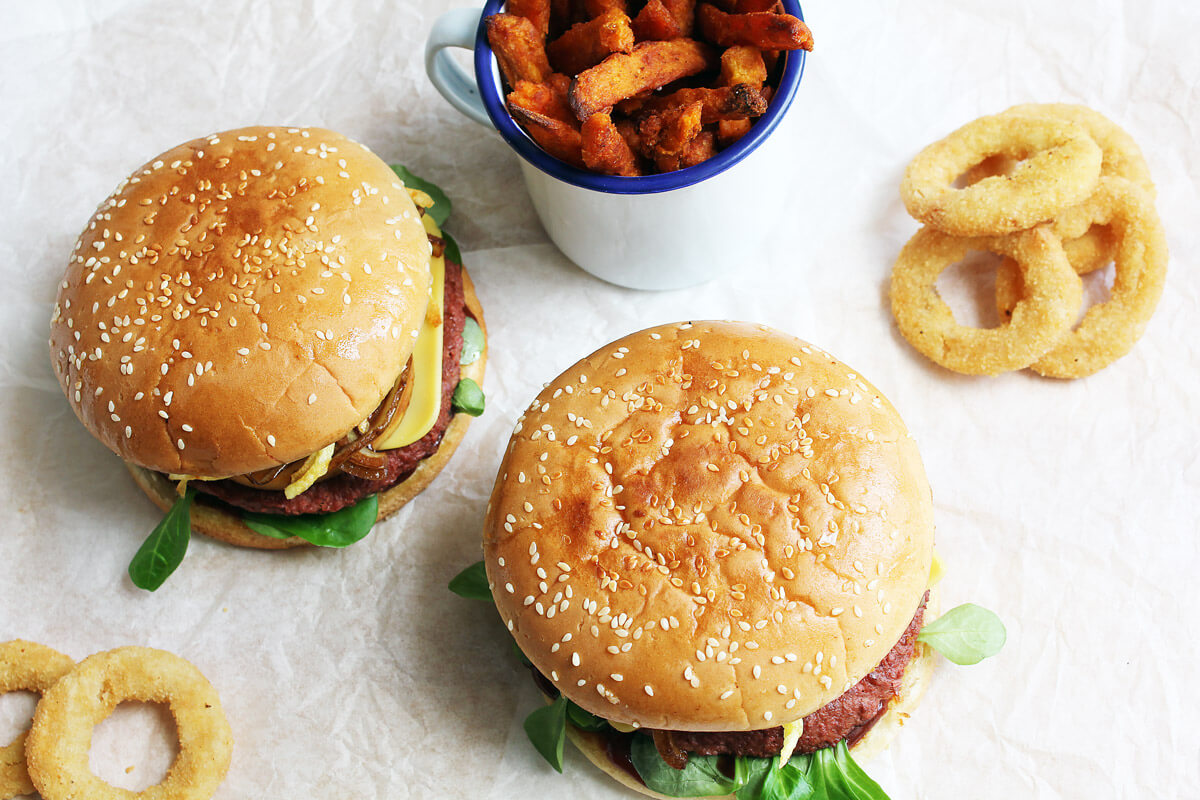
[425,7,493,128]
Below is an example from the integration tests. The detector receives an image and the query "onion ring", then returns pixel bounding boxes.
[901,113,1102,236]
[890,225,1081,375]
[1003,103,1155,198]
[0,641,74,800]
[964,160,1118,276]
[963,104,1154,275]
[995,178,1168,378]
[25,647,232,800]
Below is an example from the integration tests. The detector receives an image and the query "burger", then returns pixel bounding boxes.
[50,126,486,589]
[464,321,1000,798]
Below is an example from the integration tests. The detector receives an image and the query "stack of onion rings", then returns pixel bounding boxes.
[0,641,74,800]
[892,103,1166,378]
[1,642,232,800]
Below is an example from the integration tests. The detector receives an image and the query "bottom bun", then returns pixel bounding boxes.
[566,590,940,799]
[126,269,487,551]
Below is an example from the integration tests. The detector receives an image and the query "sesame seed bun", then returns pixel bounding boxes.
[123,271,487,550]
[50,126,433,478]
[564,598,938,799]
[483,322,935,732]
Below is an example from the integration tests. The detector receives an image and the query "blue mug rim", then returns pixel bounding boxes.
[472,0,807,195]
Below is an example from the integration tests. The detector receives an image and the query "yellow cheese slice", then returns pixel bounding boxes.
[375,213,445,451]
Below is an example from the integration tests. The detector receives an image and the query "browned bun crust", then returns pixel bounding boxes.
[50,126,433,479]
[484,322,935,732]
[565,598,938,798]
[126,271,487,550]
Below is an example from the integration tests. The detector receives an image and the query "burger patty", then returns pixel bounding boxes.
[190,259,467,516]
[660,593,928,758]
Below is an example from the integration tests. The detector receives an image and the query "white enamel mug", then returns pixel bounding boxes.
[425,2,808,291]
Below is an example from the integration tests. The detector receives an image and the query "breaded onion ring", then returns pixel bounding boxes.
[1003,103,1155,198]
[995,178,1168,378]
[890,226,1080,375]
[0,641,74,800]
[963,104,1154,276]
[963,159,1119,276]
[25,647,233,800]
[901,113,1102,236]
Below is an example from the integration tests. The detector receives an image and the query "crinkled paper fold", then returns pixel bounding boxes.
[1,1,1197,797]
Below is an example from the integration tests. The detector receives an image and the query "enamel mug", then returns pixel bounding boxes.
[425,1,808,291]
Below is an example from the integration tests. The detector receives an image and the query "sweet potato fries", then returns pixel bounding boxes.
[487,0,813,175]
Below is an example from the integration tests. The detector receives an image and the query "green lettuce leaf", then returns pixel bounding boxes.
[242,495,378,547]
[917,603,1006,665]
[566,701,609,733]
[735,756,816,800]
[805,742,889,799]
[442,230,463,265]
[524,694,569,773]
[631,734,742,797]
[128,487,194,591]
[390,165,451,226]
[448,560,491,600]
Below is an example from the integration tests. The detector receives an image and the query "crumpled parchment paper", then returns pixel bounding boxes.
[1,1,1197,797]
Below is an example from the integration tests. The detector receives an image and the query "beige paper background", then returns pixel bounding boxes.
[1,1,1197,797]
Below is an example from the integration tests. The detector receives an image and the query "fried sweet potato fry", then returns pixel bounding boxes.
[582,113,642,175]
[511,110,584,165]
[614,90,654,116]
[697,3,814,50]
[548,8,635,76]
[640,100,704,156]
[655,129,716,171]
[680,129,717,166]
[488,14,553,85]
[719,45,767,86]
[507,77,584,166]
[632,0,683,42]
[613,117,644,152]
[662,0,698,36]
[508,76,575,122]
[568,38,714,120]
[717,117,753,145]
[640,84,768,123]
[508,0,551,37]
[508,106,584,167]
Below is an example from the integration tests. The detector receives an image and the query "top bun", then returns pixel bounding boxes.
[483,321,934,731]
[49,126,432,478]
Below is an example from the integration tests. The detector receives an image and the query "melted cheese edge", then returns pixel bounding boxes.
[374,212,445,451]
